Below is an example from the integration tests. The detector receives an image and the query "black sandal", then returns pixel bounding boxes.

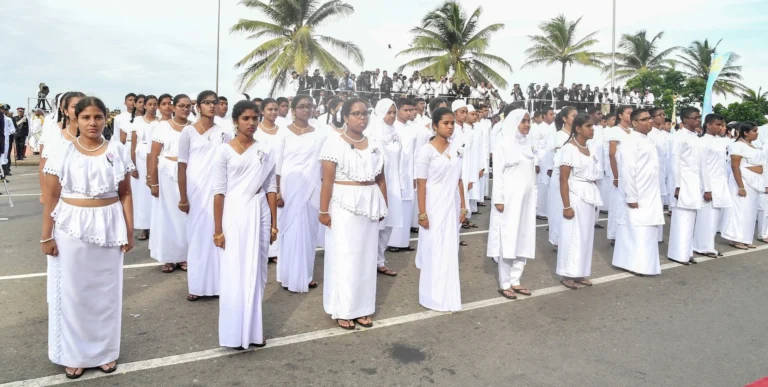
[137,231,149,241]
[561,280,579,290]
[337,319,355,330]
[498,289,517,300]
[511,287,532,296]
[65,368,85,379]
[176,262,188,272]
[251,341,267,348]
[187,294,200,302]
[355,317,373,328]
[99,362,118,374]
[459,241,468,246]
[387,247,401,253]
[402,246,416,251]
[308,281,318,289]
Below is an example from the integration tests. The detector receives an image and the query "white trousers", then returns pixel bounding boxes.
[536,182,548,217]
[498,257,527,289]
[667,207,697,263]
[377,226,393,268]
[693,201,721,255]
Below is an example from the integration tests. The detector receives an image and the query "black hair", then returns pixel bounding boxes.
[253,97,263,103]
[144,95,158,117]
[415,97,426,103]
[427,97,447,117]
[665,118,672,123]
[544,106,555,115]
[218,96,228,102]
[173,94,190,106]
[261,98,278,109]
[586,105,600,115]
[130,94,146,123]
[158,93,173,105]
[648,107,664,118]
[326,97,344,125]
[196,90,218,108]
[704,113,724,128]
[60,92,86,133]
[502,104,516,119]
[566,113,592,145]
[124,93,137,101]
[630,108,648,122]
[340,97,366,122]
[680,107,699,120]
[555,106,577,131]
[291,95,312,110]
[431,107,454,136]
[276,97,289,106]
[57,92,71,125]
[395,98,415,110]
[73,97,108,137]
[533,110,543,119]
[736,122,757,141]
[615,105,633,122]
[232,100,259,123]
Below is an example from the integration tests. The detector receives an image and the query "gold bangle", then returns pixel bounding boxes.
[276,193,282,200]
[178,202,189,207]
[418,213,428,221]
[460,208,469,215]
[213,233,224,240]
[271,228,278,234]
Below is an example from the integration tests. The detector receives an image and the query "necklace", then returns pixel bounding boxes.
[292,122,309,134]
[63,125,77,139]
[572,139,588,149]
[171,117,188,127]
[343,130,366,143]
[260,122,277,132]
[739,138,755,148]
[234,136,254,153]
[77,136,106,152]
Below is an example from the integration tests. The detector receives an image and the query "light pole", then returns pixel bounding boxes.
[216,0,221,94]
[611,0,616,89]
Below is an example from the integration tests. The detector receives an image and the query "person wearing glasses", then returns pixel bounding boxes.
[647,107,670,235]
[274,95,324,293]
[177,91,231,301]
[611,109,664,277]
[667,108,703,265]
[148,94,191,274]
[318,98,388,330]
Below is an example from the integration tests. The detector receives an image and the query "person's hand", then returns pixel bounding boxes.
[674,188,680,200]
[214,234,225,250]
[468,182,474,190]
[121,238,134,253]
[563,207,575,219]
[41,240,58,256]
[703,192,712,202]
[150,185,159,198]
[627,202,639,209]
[478,170,484,178]
[495,204,504,212]
[547,170,552,177]
[39,196,44,205]
[613,179,619,188]
[178,201,189,214]
[277,196,284,208]
[270,227,278,244]
[130,170,139,179]
[738,188,747,197]
[535,166,540,174]
[459,213,466,223]
[418,218,429,230]
[319,213,332,229]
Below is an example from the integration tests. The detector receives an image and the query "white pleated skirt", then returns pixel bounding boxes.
[323,202,378,320]
[150,160,188,263]
[556,195,595,278]
[132,154,153,230]
[48,230,123,368]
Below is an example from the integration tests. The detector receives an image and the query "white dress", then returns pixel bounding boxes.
[254,127,282,257]
[415,142,463,312]
[533,123,555,217]
[606,126,633,240]
[275,128,324,293]
[320,135,388,320]
[178,125,231,296]
[389,120,417,248]
[555,143,603,278]
[546,130,572,245]
[213,142,276,348]
[721,141,767,244]
[124,117,156,230]
[149,122,188,263]
[43,140,134,368]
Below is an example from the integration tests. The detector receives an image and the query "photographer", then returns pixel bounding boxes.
[310,69,324,99]
[325,71,339,91]
[36,84,51,110]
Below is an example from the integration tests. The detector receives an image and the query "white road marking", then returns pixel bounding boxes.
[4,193,42,197]
[3,244,764,387]
[0,219,608,283]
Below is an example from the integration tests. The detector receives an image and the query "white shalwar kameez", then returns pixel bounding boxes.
[487,111,537,290]
[546,129,571,245]
[178,124,231,296]
[275,128,324,293]
[43,141,134,368]
[320,135,388,320]
[612,131,664,275]
[124,117,156,229]
[150,122,188,263]
[415,142,463,311]
[721,140,767,245]
[667,129,702,263]
[389,119,417,248]
[213,142,276,348]
[533,122,555,217]
[254,127,282,257]
[606,126,633,240]
[693,134,732,255]
[556,143,603,278]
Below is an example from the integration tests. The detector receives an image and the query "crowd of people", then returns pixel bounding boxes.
[25,86,768,380]
[509,83,657,113]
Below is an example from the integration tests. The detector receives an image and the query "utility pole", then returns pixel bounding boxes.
[216,0,221,94]
[611,0,616,89]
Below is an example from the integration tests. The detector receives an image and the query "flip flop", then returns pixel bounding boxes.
[377,267,397,277]
[65,368,85,380]
[251,341,267,348]
[729,243,749,250]
[561,280,579,290]
[308,281,318,289]
[511,287,532,296]
[498,289,517,300]
[161,264,175,273]
[355,317,373,328]
[99,362,118,374]
[337,319,355,330]
[187,294,200,302]
[459,241,468,246]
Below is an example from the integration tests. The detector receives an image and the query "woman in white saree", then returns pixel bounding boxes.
[213,101,278,349]
[253,98,282,262]
[275,95,324,293]
[415,107,467,311]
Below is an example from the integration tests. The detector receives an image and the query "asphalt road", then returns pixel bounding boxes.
[1,166,766,387]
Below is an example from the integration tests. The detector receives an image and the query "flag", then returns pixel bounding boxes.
[702,52,731,118]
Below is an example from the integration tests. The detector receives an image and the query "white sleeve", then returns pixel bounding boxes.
[113,116,122,138]
[414,145,430,180]
[262,163,278,193]
[700,142,712,193]
[670,135,682,189]
[177,128,191,163]
[275,131,286,175]
[491,143,505,205]
[212,146,228,196]
[620,141,639,203]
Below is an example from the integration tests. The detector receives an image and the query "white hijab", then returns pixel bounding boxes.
[367,98,396,141]
[501,109,534,158]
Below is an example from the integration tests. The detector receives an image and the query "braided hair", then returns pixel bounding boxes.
[61,92,86,136]
[130,94,146,124]
[326,98,343,125]
[56,92,70,127]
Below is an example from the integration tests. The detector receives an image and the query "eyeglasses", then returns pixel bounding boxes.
[348,111,370,118]
[199,100,220,106]
[176,104,191,110]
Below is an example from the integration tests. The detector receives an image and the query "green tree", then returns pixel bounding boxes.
[714,102,768,125]
[230,0,364,96]
[676,39,745,97]
[603,30,678,83]
[522,14,603,85]
[396,1,513,88]
[741,87,768,115]
[624,69,703,118]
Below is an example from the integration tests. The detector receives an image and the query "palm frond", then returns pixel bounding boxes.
[306,0,354,28]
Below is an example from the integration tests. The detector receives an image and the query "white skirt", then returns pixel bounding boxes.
[277,201,318,293]
[599,178,613,212]
[556,195,595,278]
[132,153,153,230]
[607,184,624,240]
[48,230,123,368]
[150,160,188,263]
[612,222,661,275]
[417,208,461,312]
[388,199,414,248]
[323,202,378,320]
[536,181,548,217]
[721,184,760,245]
[547,171,563,245]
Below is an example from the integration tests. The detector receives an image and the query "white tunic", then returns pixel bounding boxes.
[123,117,156,229]
[43,140,135,368]
[212,142,277,348]
[606,126,633,240]
[178,124,231,296]
[693,134,733,254]
[669,129,703,210]
[389,120,417,247]
[415,142,463,312]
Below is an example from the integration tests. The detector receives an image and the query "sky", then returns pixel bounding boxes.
[2,0,767,112]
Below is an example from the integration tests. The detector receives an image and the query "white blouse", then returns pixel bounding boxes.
[557,143,603,207]
[177,124,231,164]
[152,121,184,158]
[125,116,158,156]
[41,128,72,160]
[43,140,136,246]
[319,134,388,219]
[729,140,767,191]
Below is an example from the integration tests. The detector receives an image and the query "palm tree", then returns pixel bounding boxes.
[602,30,678,82]
[741,87,767,104]
[676,39,745,96]
[396,1,513,88]
[230,0,364,96]
[522,15,603,85]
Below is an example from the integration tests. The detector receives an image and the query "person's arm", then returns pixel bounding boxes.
[559,164,573,219]
[491,143,505,211]
[731,155,746,197]
[275,133,285,207]
[118,172,135,252]
[212,147,227,249]
[40,172,62,256]
[415,146,429,228]
[701,143,712,202]
[609,140,619,187]
[130,131,139,179]
[318,161,336,228]
[458,178,467,223]
[149,141,162,197]
[376,169,388,208]
[177,128,191,213]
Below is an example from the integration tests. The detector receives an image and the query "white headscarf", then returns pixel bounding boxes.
[452,99,467,112]
[501,109,534,159]
[366,98,396,140]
